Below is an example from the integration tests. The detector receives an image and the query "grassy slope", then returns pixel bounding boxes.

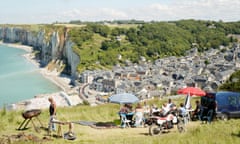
[0,97,240,144]
[77,34,108,71]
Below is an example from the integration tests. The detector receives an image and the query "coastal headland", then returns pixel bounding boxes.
[0,42,82,111]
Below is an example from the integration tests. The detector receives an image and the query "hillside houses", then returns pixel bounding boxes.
[79,43,240,99]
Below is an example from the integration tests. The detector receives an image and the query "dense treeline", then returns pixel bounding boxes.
[69,19,146,25]
[68,19,240,72]
[219,70,240,92]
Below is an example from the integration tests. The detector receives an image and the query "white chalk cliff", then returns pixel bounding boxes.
[0,27,80,82]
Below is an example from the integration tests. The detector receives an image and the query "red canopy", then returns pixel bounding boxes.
[177,87,206,96]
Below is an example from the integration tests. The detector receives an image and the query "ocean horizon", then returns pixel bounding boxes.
[0,44,61,108]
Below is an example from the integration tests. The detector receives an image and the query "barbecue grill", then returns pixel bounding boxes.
[18,109,43,132]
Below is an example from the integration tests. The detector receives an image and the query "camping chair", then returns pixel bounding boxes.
[120,113,131,128]
[134,112,144,127]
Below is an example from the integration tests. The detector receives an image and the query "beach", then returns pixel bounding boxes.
[0,42,82,110]
[0,42,33,53]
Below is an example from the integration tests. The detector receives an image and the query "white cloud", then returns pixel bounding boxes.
[100,8,128,20]
[164,0,240,21]
[0,0,239,24]
[56,8,128,21]
[44,0,240,23]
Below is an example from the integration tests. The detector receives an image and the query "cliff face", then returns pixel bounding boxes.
[0,27,80,80]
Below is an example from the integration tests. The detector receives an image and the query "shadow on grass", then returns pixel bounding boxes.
[72,120,120,129]
[113,119,121,125]
[139,128,172,136]
[231,131,240,137]
[139,132,149,136]
[16,127,29,131]
[16,126,47,133]
[94,121,118,127]
[41,126,49,132]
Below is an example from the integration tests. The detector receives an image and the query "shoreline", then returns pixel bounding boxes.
[0,41,70,91]
[0,42,82,110]
[0,41,32,52]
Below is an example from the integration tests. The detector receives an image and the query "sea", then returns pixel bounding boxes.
[0,44,61,108]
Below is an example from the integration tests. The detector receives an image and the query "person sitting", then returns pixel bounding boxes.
[178,103,188,124]
[191,100,201,120]
[143,101,150,114]
[161,103,170,117]
[179,103,187,116]
[125,104,134,122]
[119,104,131,127]
[134,103,144,127]
[119,104,129,120]
[150,104,160,116]
[119,104,129,114]
[167,98,174,109]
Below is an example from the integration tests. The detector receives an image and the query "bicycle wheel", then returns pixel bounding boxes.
[149,124,162,136]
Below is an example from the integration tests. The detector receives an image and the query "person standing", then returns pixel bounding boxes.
[48,97,56,131]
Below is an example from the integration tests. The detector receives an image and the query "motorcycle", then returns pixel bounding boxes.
[147,110,186,136]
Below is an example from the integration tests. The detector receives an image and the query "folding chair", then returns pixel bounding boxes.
[134,112,144,127]
[120,113,131,128]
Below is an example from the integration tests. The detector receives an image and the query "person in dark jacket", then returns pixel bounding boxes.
[48,97,57,131]
[191,100,201,120]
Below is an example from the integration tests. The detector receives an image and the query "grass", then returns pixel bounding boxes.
[1,97,240,144]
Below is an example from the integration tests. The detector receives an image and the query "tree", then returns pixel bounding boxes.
[219,70,240,92]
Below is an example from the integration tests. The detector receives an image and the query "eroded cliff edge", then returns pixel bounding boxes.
[0,26,80,83]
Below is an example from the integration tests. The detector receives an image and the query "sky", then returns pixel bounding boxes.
[0,0,239,24]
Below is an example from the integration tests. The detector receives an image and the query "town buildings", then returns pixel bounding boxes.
[79,43,240,100]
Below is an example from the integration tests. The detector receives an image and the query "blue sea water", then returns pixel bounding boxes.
[0,44,61,108]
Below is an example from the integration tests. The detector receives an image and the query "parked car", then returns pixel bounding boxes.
[200,91,240,121]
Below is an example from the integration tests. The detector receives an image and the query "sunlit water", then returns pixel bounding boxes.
[0,44,61,108]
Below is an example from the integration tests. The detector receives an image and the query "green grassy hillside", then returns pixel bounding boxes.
[1,97,240,144]
[68,20,240,72]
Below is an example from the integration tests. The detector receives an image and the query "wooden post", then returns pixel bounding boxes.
[48,120,74,138]
[57,125,63,138]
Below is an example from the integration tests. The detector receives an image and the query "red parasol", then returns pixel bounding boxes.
[177,87,206,96]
